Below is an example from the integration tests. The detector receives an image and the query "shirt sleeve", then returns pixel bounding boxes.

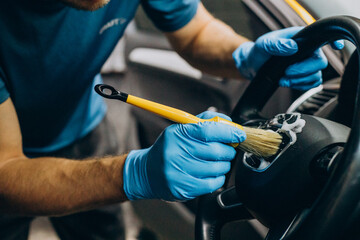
[141,0,200,32]
[0,76,10,104]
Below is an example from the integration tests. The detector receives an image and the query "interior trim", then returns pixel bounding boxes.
[284,0,316,25]
[129,48,202,79]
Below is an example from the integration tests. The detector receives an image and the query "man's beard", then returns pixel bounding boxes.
[60,0,110,11]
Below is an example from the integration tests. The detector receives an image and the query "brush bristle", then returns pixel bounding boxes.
[239,127,282,158]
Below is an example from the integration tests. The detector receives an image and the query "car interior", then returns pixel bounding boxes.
[99,0,360,239]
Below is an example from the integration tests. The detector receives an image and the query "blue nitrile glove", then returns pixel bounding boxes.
[233,27,344,91]
[123,111,246,201]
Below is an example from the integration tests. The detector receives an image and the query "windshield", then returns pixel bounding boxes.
[299,0,360,19]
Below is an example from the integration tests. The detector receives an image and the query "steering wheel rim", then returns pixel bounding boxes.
[195,16,360,240]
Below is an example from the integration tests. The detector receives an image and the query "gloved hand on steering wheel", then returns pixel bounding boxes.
[123,111,246,201]
[232,27,344,91]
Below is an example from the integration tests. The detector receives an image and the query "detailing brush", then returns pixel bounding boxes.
[95,84,282,158]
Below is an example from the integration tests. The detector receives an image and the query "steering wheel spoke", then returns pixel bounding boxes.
[195,188,253,240]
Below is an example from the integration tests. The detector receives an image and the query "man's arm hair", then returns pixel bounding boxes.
[166,3,249,79]
[0,98,128,216]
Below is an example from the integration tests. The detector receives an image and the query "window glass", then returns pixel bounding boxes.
[298,0,360,19]
[201,0,269,40]
[134,1,269,41]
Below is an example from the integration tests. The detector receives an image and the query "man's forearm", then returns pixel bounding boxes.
[166,4,250,79]
[0,154,128,216]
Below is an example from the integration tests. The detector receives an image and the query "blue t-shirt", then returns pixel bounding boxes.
[0,0,199,154]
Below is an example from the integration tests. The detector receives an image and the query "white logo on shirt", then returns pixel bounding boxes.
[99,18,127,35]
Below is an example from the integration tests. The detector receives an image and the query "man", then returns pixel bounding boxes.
[0,0,342,239]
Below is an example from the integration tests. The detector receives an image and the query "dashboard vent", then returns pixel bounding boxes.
[287,79,340,115]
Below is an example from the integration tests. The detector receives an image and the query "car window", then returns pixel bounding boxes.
[134,0,270,41]
[201,0,269,40]
[298,0,360,19]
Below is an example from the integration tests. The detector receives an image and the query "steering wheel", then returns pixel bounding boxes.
[195,16,360,240]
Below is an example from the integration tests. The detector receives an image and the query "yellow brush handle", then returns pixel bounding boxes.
[127,95,244,133]
[204,116,244,130]
[127,95,200,124]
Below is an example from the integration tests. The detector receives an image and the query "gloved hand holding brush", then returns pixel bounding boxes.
[232,27,344,90]
[123,111,246,201]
